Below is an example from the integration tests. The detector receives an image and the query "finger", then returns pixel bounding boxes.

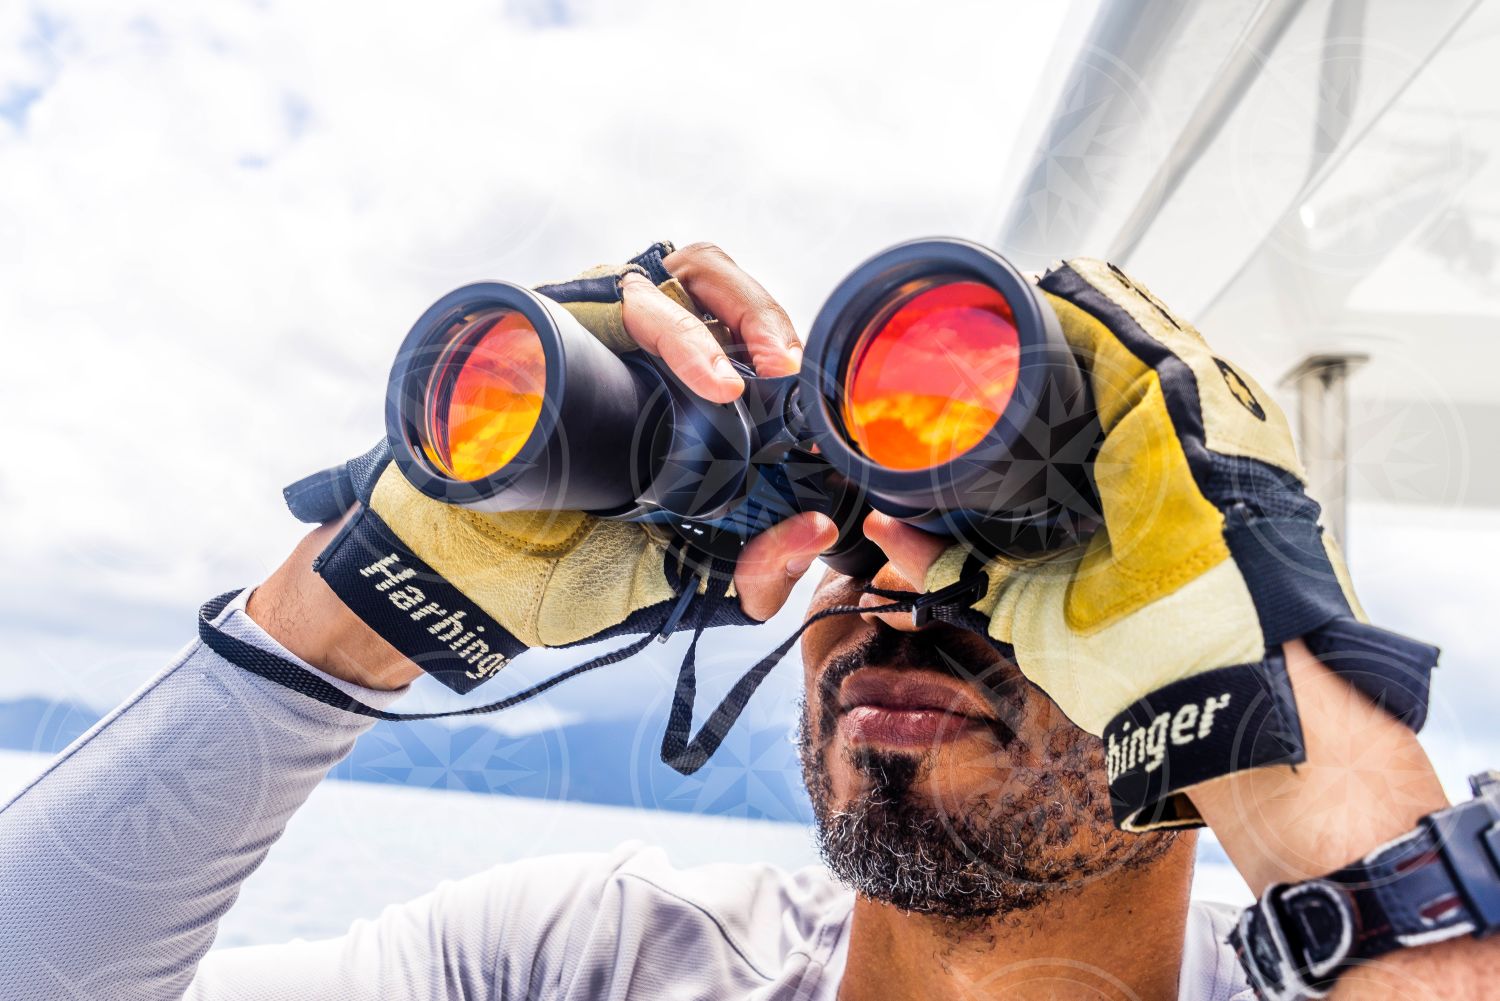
[664,243,802,377]
[861,511,948,589]
[620,270,744,403]
[734,512,839,622]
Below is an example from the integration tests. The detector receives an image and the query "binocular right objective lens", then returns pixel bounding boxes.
[840,277,1021,471]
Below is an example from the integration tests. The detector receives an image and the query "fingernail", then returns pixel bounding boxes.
[786,554,815,577]
[713,354,740,381]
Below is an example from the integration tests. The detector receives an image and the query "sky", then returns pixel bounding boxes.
[0,0,1069,725]
[0,0,1496,806]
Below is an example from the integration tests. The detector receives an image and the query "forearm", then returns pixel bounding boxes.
[1189,639,1498,998]
[246,518,423,691]
[1191,639,1446,889]
[0,590,400,1001]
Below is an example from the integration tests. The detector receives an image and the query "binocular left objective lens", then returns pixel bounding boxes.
[419,307,547,482]
[389,282,667,514]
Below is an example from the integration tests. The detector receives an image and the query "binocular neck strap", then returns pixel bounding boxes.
[657,556,990,775]
[196,559,990,777]
[198,589,664,723]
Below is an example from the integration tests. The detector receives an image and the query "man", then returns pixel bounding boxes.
[0,242,1492,1000]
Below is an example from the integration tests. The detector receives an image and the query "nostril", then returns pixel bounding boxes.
[858,586,923,632]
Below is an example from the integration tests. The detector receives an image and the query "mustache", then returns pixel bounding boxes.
[812,623,1026,743]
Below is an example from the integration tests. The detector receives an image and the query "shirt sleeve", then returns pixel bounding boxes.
[182,845,652,1001]
[0,590,406,1001]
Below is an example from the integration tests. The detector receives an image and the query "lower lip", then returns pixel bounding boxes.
[839,706,990,748]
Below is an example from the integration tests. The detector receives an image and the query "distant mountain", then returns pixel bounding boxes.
[0,698,97,756]
[0,696,813,823]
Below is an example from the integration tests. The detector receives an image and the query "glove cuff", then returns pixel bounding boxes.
[1225,508,1439,732]
[310,497,759,696]
[313,504,531,694]
[1105,652,1306,832]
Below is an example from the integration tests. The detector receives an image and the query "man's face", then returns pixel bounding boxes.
[797,569,1175,920]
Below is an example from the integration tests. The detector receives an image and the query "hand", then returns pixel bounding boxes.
[620,242,833,620]
[255,241,834,691]
[856,258,1437,831]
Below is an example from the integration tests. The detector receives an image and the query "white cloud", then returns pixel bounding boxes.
[0,0,1064,701]
[0,0,1063,616]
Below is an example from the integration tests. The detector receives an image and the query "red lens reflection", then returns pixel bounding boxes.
[841,280,1020,470]
[423,309,546,481]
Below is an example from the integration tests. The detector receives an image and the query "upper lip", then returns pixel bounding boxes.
[837,668,997,720]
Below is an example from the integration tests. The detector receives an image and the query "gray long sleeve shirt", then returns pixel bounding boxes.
[0,591,1252,1000]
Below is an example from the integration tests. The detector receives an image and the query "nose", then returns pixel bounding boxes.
[858,562,927,632]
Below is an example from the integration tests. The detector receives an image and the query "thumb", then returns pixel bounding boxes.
[733,513,839,621]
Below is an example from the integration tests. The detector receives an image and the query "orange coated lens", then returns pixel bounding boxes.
[423,308,547,481]
[841,280,1020,470]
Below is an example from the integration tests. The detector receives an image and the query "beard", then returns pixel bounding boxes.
[798,625,1176,922]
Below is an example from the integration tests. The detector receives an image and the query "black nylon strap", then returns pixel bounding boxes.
[198,568,990,768]
[198,590,660,722]
[658,566,991,775]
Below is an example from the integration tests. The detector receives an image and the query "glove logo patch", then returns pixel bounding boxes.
[313,506,529,694]
[359,552,512,681]
[1105,691,1233,782]
[1215,358,1266,421]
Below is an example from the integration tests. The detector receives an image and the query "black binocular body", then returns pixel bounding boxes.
[386,239,1102,579]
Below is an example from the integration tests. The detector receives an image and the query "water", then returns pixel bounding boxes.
[0,749,1251,950]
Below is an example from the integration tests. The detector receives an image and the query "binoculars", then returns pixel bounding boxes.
[386,238,1102,579]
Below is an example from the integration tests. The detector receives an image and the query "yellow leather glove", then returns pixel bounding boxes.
[284,242,750,696]
[926,258,1438,831]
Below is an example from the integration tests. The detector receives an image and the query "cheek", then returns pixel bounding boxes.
[825,744,859,797]
[1032,696,1105,771]
[917,700,1100,812]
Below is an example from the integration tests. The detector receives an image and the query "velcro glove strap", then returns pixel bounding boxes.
[926,258,1439,831]
[282,438,391,524]
[534,240,733,353]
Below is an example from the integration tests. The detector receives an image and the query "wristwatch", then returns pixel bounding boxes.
[1231,770,1500,1000]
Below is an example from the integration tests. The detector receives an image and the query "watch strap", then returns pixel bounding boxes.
[1232,771,1500,1000]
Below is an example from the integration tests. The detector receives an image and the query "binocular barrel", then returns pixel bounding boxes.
[388,283,666,514]
[802,239,1101,555]
[386,239,1101,577]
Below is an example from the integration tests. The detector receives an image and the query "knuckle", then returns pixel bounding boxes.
[670,310,705,338]
[676,241,734,269]
[768,305,799,344]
